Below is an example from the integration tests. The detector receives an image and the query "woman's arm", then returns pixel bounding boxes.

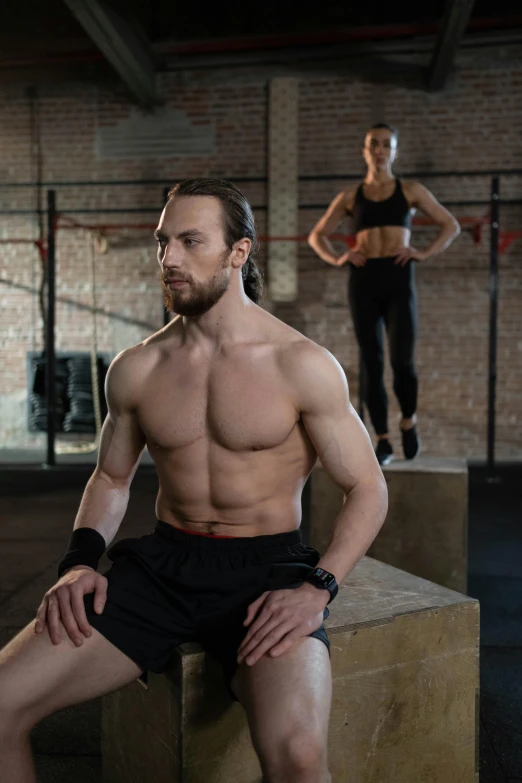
[407,181,461,260]
[308,190,355,266]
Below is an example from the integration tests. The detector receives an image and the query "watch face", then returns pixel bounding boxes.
[313,568,336,589]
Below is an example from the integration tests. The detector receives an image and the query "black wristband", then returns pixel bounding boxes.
[57,528,106,579]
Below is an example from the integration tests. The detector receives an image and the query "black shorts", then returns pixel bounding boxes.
[84,520,330,699]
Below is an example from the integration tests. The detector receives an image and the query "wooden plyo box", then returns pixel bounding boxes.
[309,457,469,593]
[102,557,479,783]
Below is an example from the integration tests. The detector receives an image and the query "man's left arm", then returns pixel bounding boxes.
[238,344,388,666]
[295,344,388,586]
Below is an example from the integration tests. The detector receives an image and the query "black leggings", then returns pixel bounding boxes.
[348,257,418,436]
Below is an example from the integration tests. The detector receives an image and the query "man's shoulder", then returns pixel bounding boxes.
[106,327,174,408]
[110,317,182,373]
[277,333,330,363]
[259,310,336,366]
[279,339,350,418]
[258,311,314,357]
[109,339,156,376]
[272,330,347,400]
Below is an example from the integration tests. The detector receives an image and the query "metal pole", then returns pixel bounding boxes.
[162,187,170,327]
[44,190,56,467]
[487,177,500,476]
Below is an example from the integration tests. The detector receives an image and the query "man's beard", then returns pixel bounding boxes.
[161,254,230,317]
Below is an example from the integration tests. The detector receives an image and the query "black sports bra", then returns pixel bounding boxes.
[349,179,413,233]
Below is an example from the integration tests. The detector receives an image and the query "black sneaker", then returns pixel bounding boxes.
[401,426,421,460]
[375,439,394,466]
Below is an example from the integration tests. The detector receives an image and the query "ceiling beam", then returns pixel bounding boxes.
[427,0,477,90]
[62,0,157,107]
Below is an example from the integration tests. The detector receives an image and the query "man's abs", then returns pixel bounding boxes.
[134,327,317,537]
[153,428,315,536]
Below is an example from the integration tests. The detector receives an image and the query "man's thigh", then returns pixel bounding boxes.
[0,620,143,728]
[231,636,332,752]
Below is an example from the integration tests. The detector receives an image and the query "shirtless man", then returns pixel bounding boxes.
[308,123,460,465]
[0,178,387,783]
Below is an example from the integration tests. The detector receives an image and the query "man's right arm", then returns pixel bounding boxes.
[70,349,146,548]
[34,349,146,645]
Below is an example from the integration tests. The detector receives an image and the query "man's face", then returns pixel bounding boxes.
[155,196,231,316]
[362,129,398,170]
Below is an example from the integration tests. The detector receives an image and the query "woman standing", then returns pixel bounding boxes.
[308,123,460,465]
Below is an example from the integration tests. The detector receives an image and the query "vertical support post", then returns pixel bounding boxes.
[44,189,57,468]
[162,186,170,327]
[267,77,299,302]
[487,176,499,477]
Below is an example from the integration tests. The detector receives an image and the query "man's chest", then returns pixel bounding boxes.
[137,356,299,453]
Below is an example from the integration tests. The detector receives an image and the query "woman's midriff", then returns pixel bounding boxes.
[354,225,411,258]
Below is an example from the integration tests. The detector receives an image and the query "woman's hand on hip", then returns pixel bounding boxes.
[338,249,367,267]
[393,246,428,265]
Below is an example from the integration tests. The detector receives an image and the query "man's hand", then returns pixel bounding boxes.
[393,246,428,266]
[237,583,329,667]
[34,566,108,647]
[337,249,367,267]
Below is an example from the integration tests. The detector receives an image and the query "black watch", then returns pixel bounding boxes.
[305,567,338,604]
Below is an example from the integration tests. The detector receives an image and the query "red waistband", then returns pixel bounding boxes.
[178,527,235,539]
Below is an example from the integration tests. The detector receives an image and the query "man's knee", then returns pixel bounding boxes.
[261,723,328,781]
[283,729,327,772]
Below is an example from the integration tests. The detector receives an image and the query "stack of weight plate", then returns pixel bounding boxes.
[63,356,103,433]
[29,356,68,431]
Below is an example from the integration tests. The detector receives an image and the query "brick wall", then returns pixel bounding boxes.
[0,46,521,458]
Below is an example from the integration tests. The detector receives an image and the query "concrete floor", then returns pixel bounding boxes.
[0,463,520,781]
